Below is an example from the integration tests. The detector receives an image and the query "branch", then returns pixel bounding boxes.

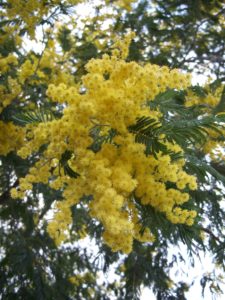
[200,227,222,244]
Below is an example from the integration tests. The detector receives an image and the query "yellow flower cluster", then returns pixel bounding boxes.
[3,0,83,38]
[0,38,77,158]
[0,121,25,156]
[18,58,39,84]
[18,48,76,87]
[185,85,223,108]
[69,271,95,286]
[0,54,21,113]
[0,54,18,73]
[0,77,21,113]
[203,131,225,162]
[13,35,197,253]
[2,0,135,39]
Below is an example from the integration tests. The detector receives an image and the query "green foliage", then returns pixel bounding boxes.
[122,0,225,79]
[129,106,224,157]
[12,108,56,125]
[186,155,225,184]
[57,26,72,52]
[129,116,171,157]
[60,150,80,178]
[89,126,117,152]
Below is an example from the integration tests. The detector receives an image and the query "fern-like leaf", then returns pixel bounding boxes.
[12,108,55,125]
[89,126,117,152]
[186,155,225,184]
[59,150,80,178]
[129,115,224,158]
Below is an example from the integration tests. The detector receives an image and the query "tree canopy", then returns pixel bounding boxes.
[0,1,225,299]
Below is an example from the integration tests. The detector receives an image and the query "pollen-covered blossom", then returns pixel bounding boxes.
[12,34,198,253]
[0,121,25,156]
[0,54,21,113]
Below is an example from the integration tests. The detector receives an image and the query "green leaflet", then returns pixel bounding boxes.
[89,126,117,152]
[12,108,55,125]
[128,114,224,159]
[186,155,225,184]
[59,150,80,178]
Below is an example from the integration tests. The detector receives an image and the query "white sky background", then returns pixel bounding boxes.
[22,1,224,299]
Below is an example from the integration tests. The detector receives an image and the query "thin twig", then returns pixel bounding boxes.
[200,227,222,244]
